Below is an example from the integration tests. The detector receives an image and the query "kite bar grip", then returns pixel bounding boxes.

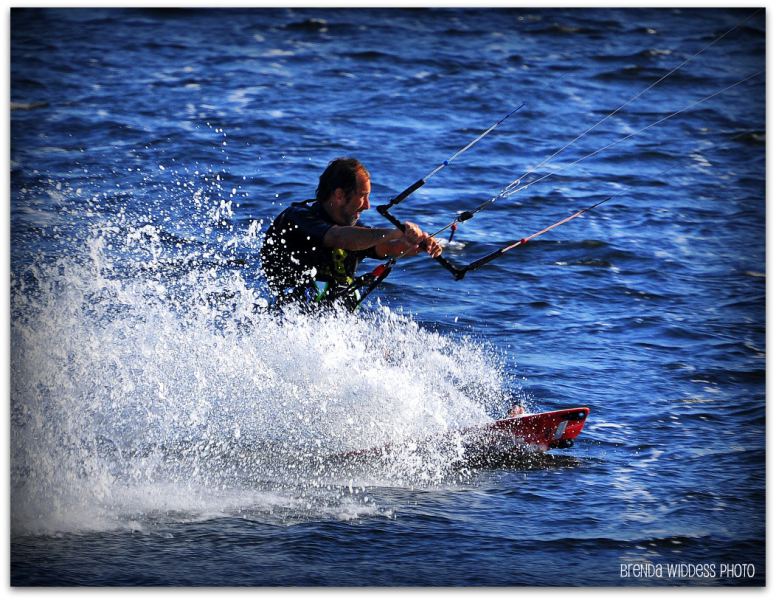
[377,205,465,279]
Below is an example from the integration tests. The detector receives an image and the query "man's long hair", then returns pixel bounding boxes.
[316,157,370,202]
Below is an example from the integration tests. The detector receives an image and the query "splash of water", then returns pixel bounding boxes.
[11,160,516,536]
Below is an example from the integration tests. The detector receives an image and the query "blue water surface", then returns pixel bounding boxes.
[10,7,765,587]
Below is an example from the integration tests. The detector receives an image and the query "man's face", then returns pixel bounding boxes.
[334,171,371,226]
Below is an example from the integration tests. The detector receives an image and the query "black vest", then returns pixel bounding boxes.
[260,200,374,305]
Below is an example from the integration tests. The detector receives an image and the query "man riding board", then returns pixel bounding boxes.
[261,157,442,309]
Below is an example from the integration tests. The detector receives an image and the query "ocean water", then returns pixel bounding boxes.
[9,7,765,586]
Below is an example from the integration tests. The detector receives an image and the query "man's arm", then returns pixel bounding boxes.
[322,225,403,252]
[373,222,442,258]
[324,221,443,258]
[373,238,422,258]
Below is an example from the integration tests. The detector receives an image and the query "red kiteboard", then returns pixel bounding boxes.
[335,407,590,464]
[479,406,589,450]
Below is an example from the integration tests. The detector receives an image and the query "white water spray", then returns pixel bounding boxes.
[11,177,514,535]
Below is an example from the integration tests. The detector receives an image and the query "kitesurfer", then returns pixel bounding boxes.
[261,157,442,308]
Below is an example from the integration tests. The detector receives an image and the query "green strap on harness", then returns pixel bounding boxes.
[313,280,361,309]
[313,281,330,303]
